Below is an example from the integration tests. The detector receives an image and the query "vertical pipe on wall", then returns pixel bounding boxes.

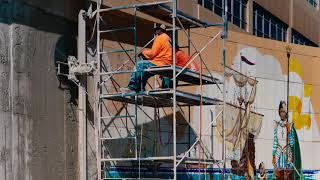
[95,1,101,179]
[222,0,228,178]
[188,28,191,158]
[172,0,177,179]
[78,10,87,180]
[133,7,138,162]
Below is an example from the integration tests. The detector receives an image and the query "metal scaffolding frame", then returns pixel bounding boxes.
[91,0,229,179]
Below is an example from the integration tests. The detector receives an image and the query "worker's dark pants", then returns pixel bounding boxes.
[128,60,156,92]
[128,61,175,92]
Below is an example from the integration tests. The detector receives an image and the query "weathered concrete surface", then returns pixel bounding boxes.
[0,1,83,179]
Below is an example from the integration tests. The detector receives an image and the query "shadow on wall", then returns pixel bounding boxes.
[100,101,197,178]
[54,34,79,105]
[0,0,81,104]
[99,9,164,47]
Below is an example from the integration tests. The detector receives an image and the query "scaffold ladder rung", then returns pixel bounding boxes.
[99,27,135,33]
[102,178,174,180]
[100,136,136,140]
[100,115,136,119]
[98,0,173,13]
[101,156,174,162]
[99,70,135,76]
[100,49,135,54]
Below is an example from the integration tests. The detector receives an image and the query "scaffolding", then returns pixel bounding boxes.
[91,0,229,179]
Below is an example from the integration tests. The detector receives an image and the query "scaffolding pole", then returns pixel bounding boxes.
[172,1,177,179]
[95,1,102,179]
[222,0,229,178]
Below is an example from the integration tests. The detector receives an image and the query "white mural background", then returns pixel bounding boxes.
[195,47,320,173]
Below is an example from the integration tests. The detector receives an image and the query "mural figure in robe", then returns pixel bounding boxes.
[272,100,303,179]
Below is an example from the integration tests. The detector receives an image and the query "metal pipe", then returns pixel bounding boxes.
[99,115,136,119]
[99,27,134,33]
[96,1,102,179]
[172,0,177,179]
[102,156,174,162]
[133,6,139,164]
[222,0,228,178]
[100,49,135,54]
[100,136,135,140]
[100,70,135,76]
[99,0,172,13]
[206,23,225,27]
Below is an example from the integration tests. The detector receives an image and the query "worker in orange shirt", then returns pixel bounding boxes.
[162,44,199,88]
[122,24,172,93]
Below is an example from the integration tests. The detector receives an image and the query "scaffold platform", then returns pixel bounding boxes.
[147,66,222,85]
[100,89,222,107]
[138,4,212,28]
[99,1,221,28]
[101,156,221,165]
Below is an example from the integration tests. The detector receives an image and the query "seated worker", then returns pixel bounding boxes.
[176,44,199,72]
[121,24,173,93]
[162,44,199,88]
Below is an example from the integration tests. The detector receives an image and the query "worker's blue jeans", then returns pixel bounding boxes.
[128,60,156,92]
[128,61,174,92]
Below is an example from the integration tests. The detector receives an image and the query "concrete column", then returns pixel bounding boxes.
[78,10,87,180]
[317,1,320,46]
[287,0,294,43]
[246,0,253,34]
[286,28,292,43]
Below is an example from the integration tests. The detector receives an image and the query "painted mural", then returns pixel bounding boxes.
[203,46,320,179]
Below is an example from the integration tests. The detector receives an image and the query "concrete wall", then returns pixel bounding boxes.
[0,0,83,179]
[255,0,320,45]
[292,0,320,43]
[254,0,291,23]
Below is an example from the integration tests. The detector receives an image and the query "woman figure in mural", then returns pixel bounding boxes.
[272,101,294,179]
[258,162,267,180]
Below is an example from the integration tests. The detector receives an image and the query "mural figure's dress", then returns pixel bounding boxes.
[258,174,267,180]
[272,120,294,179]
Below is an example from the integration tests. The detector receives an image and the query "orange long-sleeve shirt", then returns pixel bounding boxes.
[142,33,172,67]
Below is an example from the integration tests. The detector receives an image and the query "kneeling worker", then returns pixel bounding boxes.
[162,44,199,88]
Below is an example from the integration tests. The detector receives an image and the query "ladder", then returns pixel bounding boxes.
[95,1,139,179]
